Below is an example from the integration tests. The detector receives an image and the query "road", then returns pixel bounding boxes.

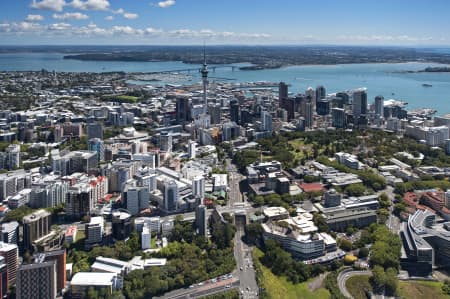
[154,276,239,299]
[337,269,372,299]
[226,158,243,207]
[234,219,259,299]
[383,186,401,234]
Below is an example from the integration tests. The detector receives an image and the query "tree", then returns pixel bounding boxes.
[244,223,263,245]
[385,267,399,295]
[358,247,369,258]
[344,183,366,197]
[371,265,386,290]
[339,239,352,251]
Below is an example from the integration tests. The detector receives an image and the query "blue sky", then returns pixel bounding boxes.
[0,0,449,45]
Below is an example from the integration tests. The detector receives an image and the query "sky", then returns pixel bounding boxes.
[0,0,450,45]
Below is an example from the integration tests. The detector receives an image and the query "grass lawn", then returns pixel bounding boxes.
[398,280,448,299]
[253,248,330,299]
[345,275,372,299]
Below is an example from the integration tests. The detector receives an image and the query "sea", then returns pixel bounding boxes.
[1,52,450,114]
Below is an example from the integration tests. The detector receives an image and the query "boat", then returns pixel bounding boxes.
[422,83,433,87]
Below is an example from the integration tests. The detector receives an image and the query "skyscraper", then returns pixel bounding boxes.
[34,249,66,294]
[315,85,326,102]
[124,186,149,216]
[278,82,288,107]
[0,242,18,287]
[261,110,273,132]
[352,88,368,118]
[16,261,57,299]
[332,108,346,128]
[159,132,173,153]
[164,180,179,212]
[230,99,239,124]
[112,210,132,240]
[192,176,205,199]
[88,138,105,162]
[176,97,191,123]
[375,95,384,117]
[195,205,208,237]
[86,122,103,140]
[23,209,51,251]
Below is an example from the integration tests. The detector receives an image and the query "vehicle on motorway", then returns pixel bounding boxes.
[240,266,243,271]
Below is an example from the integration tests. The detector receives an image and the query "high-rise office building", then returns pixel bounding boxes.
[0,221,19,244]
[86,122,103,140]
[164,180,179,212]
[315,85,326,102]
[208,104,221,124]
[278,82,288,107]
[352,88,368,118]
[261,110,273,132]
[88,138,105,162]
[159,132,173,153]
[195,205,208,237]
[0,242,18,287]
[112,210,132,240]
[316,99,331,116]
[230,99,240,124]
[332,108,346,129]
[23,209,51,251]
[16,261,57,299]
[192,176,205,199]
[176,97,191,123]
[124,186,149,216]
[141,224,151,250]
[375,95,384,117]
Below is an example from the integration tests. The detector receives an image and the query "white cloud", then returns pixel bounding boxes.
[112,8,124,14]
[336,34,433,43]
[158,0,175,8]
[26,14,45,22]
[48,22,72,31]
[30,0,66,12]
[70,0,110,11]
[123,13,139,20]
[0,21,271,43]
[53,12,89,20]
[104,16,114,21]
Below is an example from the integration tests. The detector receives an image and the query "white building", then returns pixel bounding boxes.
[141,225,151,250]
[85,216,104,244]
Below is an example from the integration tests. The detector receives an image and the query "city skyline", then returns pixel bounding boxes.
[0,0,449,45]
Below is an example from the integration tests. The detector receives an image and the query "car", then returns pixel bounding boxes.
[246,286,250,291]
[189,285,194,289]
[240,266,243,271]
[198,282,204,286]
[225,285,231,288]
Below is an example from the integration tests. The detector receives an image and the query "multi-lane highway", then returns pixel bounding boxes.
[154,276,240,299]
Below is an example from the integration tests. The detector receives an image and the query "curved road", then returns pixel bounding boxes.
[337,269,372,299]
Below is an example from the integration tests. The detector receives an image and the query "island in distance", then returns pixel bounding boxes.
[60,45,450,70]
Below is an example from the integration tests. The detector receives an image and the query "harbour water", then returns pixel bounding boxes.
[1,52,450,114]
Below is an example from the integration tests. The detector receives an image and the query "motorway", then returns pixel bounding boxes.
[234,218,259,299]
[154,276,240,299]
[337,269,372,299]
[227,158,259,298]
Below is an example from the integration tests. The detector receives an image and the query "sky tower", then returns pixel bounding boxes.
[201,46,208,114]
